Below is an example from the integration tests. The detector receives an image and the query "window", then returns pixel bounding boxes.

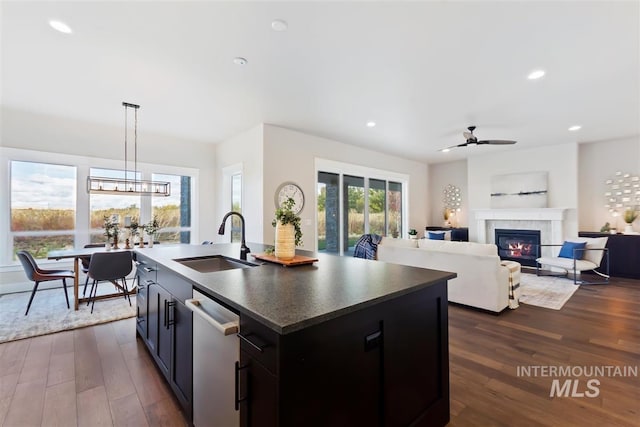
[316,161,407,256]
[10,161,77,259]
[152,174,192,243]
[89,168,141,243]
[2,148,197,266]
[230,173,242,243]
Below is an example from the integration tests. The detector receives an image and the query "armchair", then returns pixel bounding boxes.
[536,237,609,285]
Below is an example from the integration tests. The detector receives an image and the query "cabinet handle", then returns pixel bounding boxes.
[143,266,156,273]
[237,333,265,353]
[167,301,176,327]
[235,361,248,411]
[163,300,168,328]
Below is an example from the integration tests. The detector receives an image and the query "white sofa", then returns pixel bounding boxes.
[376,237,511,312]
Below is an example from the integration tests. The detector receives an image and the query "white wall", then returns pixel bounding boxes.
[428,160,468,228]
[467,143,579,242]
[578,136,640,232]
[262,124,429,249]
[214,124,264,244]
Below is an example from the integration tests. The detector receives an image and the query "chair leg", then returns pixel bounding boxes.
[82,275,90,297]
[62,278,70,309]
[91,279,99,314]
[122,278,132,306]
[25,281,40,315]
[88,279,98,306]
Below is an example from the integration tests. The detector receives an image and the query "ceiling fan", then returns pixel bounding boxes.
[440,126,517,152]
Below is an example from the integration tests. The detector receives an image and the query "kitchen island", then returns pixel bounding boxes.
[134,243,456,427]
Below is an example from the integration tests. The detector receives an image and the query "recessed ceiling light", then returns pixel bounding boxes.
[271,19,288,32]
[49,19,72,34]
[568,125,582,131]
[441,148,450,153]
[527,69,545,80]
[233,57,248,66]
[366,121,376,128]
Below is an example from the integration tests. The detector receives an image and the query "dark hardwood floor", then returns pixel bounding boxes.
[0,274,638,426]
[448,274,640,426]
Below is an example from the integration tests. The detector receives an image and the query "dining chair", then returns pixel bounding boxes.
[17,250,74,315]
[80,243,106,297]
[86,251,134,313]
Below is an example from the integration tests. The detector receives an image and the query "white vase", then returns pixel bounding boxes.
[148,236,154,248]
[275,222,295,260]
[624,223,634,234]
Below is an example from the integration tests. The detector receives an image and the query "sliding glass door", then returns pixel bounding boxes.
[317,170,405,256]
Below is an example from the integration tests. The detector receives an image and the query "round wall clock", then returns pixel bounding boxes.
[275,182,305,214]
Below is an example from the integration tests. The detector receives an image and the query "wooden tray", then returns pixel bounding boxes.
[252,253,318,267]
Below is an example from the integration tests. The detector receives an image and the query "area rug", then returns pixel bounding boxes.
[0,285,136,343]
[518,273,580,310]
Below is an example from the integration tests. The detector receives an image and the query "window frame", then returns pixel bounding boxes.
[1,147,198,267]
[314,158,410,255]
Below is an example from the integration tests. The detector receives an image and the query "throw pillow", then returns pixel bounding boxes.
[428,231,445,240]
[558,241,587,259]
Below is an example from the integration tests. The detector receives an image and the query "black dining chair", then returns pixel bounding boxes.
[86,251,133,313]
[17,250,74,315]
[80,243,106,296]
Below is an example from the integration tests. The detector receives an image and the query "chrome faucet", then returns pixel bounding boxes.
[218,212,251,260]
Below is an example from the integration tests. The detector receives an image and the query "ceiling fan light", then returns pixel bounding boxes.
[568,125,582,131]
[441,148,450,153]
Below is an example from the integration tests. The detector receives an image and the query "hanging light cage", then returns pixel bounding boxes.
[87,102,171,197]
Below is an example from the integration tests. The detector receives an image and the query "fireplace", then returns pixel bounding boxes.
[495,229,541,267]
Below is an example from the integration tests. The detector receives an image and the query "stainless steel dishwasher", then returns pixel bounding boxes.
[186,289,240,427]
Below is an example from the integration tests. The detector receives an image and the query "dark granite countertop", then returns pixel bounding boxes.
[134,243,456,335]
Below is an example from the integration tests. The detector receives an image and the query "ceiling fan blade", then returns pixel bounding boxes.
[439,142,469,151]
[476,139,517,145]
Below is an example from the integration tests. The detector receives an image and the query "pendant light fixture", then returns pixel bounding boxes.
[87,102,170,196]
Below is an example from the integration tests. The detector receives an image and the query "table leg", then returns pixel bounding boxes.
[74,257,80,310]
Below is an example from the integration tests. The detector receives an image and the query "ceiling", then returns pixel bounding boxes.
[2,1,639,164]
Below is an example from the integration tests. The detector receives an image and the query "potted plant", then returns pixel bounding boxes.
[272,197,302,260]
[408,229,418,239]
[623,208,638,234]
[143,216,160,247]
[103,215,120,249]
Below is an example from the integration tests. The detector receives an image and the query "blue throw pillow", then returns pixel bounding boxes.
[428,231,445,240]
[558,241,586,259]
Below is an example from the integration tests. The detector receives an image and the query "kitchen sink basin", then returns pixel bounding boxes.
[173,255,258,273]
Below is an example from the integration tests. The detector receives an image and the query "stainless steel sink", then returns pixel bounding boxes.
[173,255,258,273]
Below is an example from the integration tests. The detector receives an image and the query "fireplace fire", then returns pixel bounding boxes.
[495,229,541,267]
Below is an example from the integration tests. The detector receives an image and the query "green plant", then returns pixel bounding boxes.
[129,218,140,236]
[624,209,638,224]
[143,216,160,235]
[272,197,303,246]
[102,215,119,240]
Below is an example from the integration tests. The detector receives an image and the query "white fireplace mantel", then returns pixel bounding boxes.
[474,208,569,245]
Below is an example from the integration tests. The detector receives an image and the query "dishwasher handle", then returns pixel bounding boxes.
[185,298,239,336]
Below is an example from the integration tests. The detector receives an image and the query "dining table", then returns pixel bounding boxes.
[47,247,136,310]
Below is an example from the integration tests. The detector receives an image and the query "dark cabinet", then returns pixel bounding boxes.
[147,283,172,378]
[238,280,449,427]
[171,299,193,410]
[240,349,278,427]
[135,254,193,420]
[579,232,640,279]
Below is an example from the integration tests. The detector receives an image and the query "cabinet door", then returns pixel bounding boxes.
[383,282,449,427]
[135,276,148,338]
[240,350,277,427]
[170,299,193,414]
[148,284,171,378]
